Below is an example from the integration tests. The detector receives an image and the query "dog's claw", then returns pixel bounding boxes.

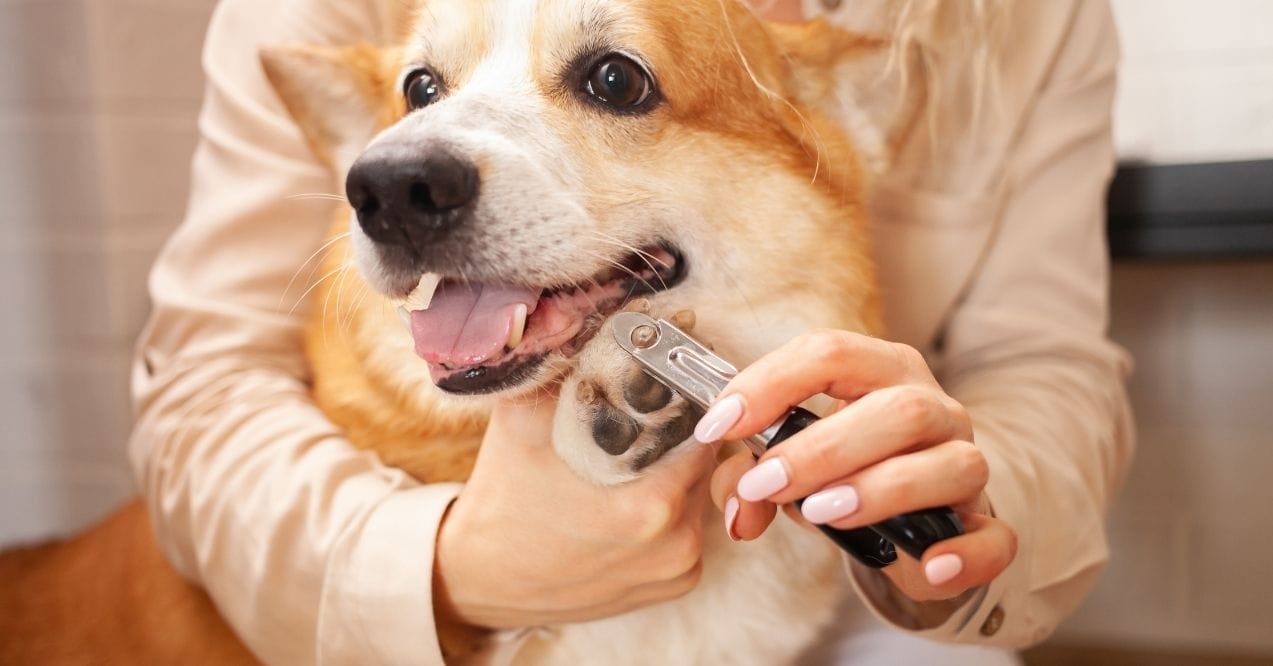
[577,380,600,406]
[669,310,696,332]
[624,298,652,314]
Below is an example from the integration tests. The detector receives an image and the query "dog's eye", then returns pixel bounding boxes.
[584,55,654,111]
[404,69,442,111]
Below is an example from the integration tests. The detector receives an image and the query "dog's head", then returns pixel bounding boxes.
[264,0,879,399]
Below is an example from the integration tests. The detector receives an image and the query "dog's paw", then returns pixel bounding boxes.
[553,306,706,485]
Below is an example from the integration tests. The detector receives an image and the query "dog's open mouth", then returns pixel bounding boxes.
[404,245,685,394]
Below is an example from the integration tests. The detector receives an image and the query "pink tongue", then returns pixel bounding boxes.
[410,283,541,368]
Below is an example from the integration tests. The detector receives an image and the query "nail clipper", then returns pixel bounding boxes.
[612,312,964,568]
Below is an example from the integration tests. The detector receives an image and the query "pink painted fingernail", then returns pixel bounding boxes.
[737,458,789,502]
[694,394,745,443]
[925,553,963,586]
[724,496,740,541]
[800,486,859,524]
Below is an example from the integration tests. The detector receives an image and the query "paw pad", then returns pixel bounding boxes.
[589,395,643,457]
[558,308,710,480]
[623,371,674,414]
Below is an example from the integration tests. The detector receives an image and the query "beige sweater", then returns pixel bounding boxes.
[130,0,1133,662]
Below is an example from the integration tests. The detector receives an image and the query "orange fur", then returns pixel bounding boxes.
[261,44,405,168]
[304,227,489,483]
[0,2,885,661]
[0,501,257,664]
[295,3,884,483]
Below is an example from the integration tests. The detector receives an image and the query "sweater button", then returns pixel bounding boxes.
[979,605,1006,637]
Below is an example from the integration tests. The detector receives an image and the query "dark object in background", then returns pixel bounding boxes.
[1107,159,1273,259]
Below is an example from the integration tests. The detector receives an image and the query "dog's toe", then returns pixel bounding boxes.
[581,383,644,456]
[554,310,711,484]
[623,370,674,415]
[630,403,703,472]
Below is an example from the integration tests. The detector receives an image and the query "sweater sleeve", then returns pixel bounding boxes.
[129,1,456,663]
[847,0,1135,647]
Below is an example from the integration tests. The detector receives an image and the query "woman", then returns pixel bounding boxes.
[131,0,1132,663]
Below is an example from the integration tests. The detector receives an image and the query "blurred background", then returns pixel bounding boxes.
[0,0,1269,663]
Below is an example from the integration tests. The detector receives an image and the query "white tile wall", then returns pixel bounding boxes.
[0,348,137,544]
[0,0,1270,659]
[0,0,214,545]
[1111,0,1273,164]
[96,114,201,225]
[0,115,105,229]
[0,233,114,348]
[85,0,215,109]
[0,1,95,111]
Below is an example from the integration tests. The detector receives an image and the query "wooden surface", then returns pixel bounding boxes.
[1024,644,1273,666]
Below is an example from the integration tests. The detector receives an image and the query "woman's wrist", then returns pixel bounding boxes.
[432,502,493,657]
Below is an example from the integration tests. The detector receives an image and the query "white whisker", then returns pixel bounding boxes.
[586,232,671,291]
[289,264,347,318]
[287,193,349,203]
[280,232,352,311]
[722,0,831,186]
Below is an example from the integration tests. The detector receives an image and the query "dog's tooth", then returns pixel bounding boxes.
[507,303,528,350]
[405,273,442,311]
[397,306,411,328]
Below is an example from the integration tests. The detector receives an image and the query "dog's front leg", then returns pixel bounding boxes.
[552,310,708,486]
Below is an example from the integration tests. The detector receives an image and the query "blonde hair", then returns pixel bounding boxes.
[886,0,1011,132]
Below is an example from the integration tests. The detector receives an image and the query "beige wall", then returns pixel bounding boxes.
[0,0,214,543]
[0,0,1270,658]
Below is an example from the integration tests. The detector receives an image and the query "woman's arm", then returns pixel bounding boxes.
[706,0,1132,647]
[133,2,721,662]
[902,0,1134,644]
[129,2,461,662]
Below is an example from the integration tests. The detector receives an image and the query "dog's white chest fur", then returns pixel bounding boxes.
[503,517,843,666]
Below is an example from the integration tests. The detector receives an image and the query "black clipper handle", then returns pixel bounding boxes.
[768,408,965,568]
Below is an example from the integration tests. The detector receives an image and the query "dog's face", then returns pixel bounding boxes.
[265,0,878,402]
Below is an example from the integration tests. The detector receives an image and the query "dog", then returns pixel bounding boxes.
[0,1,891,663]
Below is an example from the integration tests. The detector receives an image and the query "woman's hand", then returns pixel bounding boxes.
[698,330,1017,603]
[434,393,717,632]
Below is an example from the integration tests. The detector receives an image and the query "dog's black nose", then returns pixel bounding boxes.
[345,144,479,251]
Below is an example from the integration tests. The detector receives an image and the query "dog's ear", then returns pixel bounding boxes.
[259,43,404,170]
[763,18,886,110]
[766,19,919,171]
[767,19,886,75]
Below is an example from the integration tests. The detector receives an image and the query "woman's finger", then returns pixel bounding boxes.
[734,386,973,504]
[804,440,988,530]
[644,438,719,494]
[883,512,1018,602]
[694,330,931,444]
[709,450,748,511]
[709,450,777,541]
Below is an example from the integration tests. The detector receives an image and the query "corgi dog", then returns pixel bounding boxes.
[1,1,894,663]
